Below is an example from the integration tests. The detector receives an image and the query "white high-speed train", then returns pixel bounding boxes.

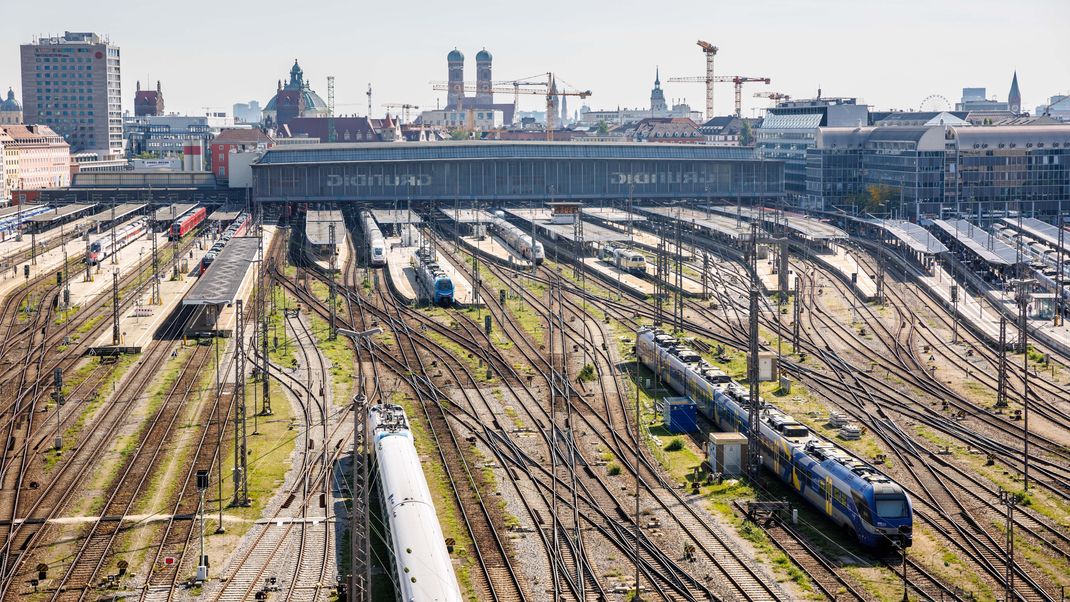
[370,404,463,602]
[490,218,544,264]
[361,211,386,267]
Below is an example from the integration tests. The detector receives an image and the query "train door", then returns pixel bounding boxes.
[823,476,833,515]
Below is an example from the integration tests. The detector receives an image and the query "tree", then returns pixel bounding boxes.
[738,121,754,146]
[863,184,897,213]
[597,120,610,135]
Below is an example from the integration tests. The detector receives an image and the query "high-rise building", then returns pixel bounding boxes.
[233,101,263,124]
[20,32,123,158]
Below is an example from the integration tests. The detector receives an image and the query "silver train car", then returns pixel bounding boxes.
[490,218,544,264]
[370,404,463,602]
[361,210,386,267]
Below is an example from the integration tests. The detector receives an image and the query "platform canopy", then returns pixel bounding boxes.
[581,207,646,222]
[369,208,422,225]
[706,205,848,240]
[502,208,628,242]
[1000,217,1070,254]
[306,210,345,246]
[438,208,498,224]
[932,219,1019,266]
[27,203,98,223]
[153,203,198,223]
[91,203,147,225]
[184,237,260,305]
[637,206,751,240]
[879,219,948,255]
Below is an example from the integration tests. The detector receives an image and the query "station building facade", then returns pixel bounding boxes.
[251,142,783,204]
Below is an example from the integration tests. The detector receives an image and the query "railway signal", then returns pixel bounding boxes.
[197,469,210,582]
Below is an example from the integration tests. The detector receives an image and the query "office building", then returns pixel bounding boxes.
[125,113,232,157]
[806,125,1070,216]
[756,97,869,204]
[210,128,274,181]
[20,32,123,158]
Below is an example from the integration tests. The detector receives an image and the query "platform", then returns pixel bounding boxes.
[88,267,199,354]
[1000,217,1070,254]
[878,219,948,255]
[384,235,419,304]
[26,203,98,228]
[821,245,877,300]
[581,257,654,296]
[707,205,848,241]
[370,208,422,226]
[87,203,147,228]
[627,229,693,260]
[459,234,531,268]
[637,206,752,242]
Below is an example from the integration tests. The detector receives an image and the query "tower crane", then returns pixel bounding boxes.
[668,74,770,118]
[754,91,791,104]
[384,104,420,123]
[696,40,718,121]
[432,73,590,140]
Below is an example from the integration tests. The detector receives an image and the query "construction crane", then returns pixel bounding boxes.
[366,83,372,117]
[384,103,420,123]
[668,74,770,118]
[327,76,336,142]
[754,91,791,104]
[431,73,590,140]
[696,40,718,121]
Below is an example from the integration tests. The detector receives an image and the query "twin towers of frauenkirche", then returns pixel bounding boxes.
[446,48,494,109]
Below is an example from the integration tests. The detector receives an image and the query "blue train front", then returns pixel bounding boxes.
[636,327,912,548]
[413,246,454,307]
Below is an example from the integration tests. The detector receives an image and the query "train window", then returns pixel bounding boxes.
[852,492,872,523]
[781,425,808,438]
[875,496,908,518]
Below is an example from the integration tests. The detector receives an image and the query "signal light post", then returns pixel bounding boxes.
[196,469,210,582]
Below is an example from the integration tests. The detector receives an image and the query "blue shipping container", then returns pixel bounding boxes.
[662,397,698,433]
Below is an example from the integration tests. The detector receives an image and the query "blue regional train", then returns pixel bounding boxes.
[413,246,454,307]
[636,327,913,548]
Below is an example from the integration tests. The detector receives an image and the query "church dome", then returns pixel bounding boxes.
[476,48,492,62]
[447,48,464,62]
[0,88,20,112]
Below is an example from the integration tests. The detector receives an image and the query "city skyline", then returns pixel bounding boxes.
[0,0,1067,120]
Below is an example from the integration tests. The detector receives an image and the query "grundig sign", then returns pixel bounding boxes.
[326,174,431,187]
[609,171,722,185]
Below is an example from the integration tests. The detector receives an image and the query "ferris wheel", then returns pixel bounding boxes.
[919,94,952,112]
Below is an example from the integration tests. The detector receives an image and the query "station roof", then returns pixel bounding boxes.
[90,203,147,225]
[438,208,498,224]
[636,206,750,240]
[369,208,422,225]
[255,141,763,166]
[581,207,647,222]
[707,205,848,240]
[1000,217,1070,253]
[184,237,261,305]
[503,208,628,242]
[153,203,198,223]
[306,210,345,246]
[27,203,97,223]
[209,209,241,222]
[0,204,44,219]
[878,219,948,255]
[932,219,1019,266]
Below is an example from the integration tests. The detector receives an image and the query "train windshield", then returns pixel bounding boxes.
[373,247,384,256]
[875,496,909,518]
[435,278,452,291]
[90,242,102,252]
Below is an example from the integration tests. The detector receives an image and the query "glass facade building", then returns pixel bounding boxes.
[253,142,784,203]
[805,125,1070,218]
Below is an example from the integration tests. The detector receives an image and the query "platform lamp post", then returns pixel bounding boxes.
[196,469,210,583]
[337,327,382,602]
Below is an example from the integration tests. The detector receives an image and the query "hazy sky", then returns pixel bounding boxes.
[2,0,1068,119]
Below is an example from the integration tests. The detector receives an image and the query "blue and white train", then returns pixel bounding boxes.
[370,404,463,602]
[636,327,913,548]
[0,205,53,237]
[361,211,386,267]
[413,246,454,307]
